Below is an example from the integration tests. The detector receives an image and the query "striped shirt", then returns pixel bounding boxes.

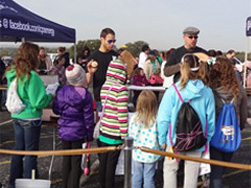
[99,59,128,145]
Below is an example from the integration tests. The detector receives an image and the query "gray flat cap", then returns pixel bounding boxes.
[183,26,200,35]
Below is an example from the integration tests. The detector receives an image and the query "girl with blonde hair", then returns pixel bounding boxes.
[129,90,160,188]
[157,53,215,188]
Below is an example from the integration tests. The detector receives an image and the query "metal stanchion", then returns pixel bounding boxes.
[123,137,133,188]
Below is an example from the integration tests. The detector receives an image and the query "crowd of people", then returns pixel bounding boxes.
[0,26,250,188]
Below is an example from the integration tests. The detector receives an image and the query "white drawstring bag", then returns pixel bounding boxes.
[5,78,26,114]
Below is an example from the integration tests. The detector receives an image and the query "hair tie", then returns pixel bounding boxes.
[67,65,74,71]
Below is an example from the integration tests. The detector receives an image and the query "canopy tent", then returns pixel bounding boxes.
[0,0,76,43]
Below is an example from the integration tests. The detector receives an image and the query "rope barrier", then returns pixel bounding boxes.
[0,146,119,156]
[139,146,251,170]
[0,146,250,170]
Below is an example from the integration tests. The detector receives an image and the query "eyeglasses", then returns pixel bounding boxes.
[107,40,116,44]
[188,35,198,39]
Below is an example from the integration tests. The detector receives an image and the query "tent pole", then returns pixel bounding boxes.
[74,43,77,64]
[243,37,249,88]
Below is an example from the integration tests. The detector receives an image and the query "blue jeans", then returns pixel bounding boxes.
[9,119,41,188]
[209,146,233,188]
[132,160,156,188]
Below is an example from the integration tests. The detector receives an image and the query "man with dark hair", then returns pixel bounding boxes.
[138,44,150,70]
[226,49,235,59]
[86,27,118,113]
[164,26,208,83]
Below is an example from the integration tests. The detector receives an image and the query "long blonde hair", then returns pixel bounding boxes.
[119,50,135,77]
[179,53,209,90]
[135,90,158,128]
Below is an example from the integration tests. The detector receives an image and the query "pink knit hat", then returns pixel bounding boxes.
[65,64,87,87]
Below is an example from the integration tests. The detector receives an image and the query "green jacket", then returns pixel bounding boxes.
[6,67,53,119]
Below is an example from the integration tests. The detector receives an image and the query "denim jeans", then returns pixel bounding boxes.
[9,118,41,188]
[209,146,233,188]
[132,161,156,188]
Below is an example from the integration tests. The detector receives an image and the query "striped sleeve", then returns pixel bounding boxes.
[117,86,128,138]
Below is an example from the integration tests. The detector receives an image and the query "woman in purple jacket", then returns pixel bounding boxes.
[52,64,94,188]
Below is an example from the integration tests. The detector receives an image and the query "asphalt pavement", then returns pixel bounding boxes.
[0,109,250,188]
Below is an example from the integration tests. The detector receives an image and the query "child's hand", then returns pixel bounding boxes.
[161,143,167,150]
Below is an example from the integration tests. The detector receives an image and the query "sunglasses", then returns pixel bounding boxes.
[188,35,198,39]
[107,39,116,44]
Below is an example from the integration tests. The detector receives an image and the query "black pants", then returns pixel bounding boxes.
[99,141,121,188]
[61,139,85,188]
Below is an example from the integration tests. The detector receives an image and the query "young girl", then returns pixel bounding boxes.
[208,56,247,188]
[132,67,148,106]
[129,90,160,188]
[52,64,94,188]
[99,50,135,188]
[50,55,67,86]
[157,53,215,188]
[5,42,53,188]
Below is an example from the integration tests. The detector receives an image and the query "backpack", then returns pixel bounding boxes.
[149,74,163,85]
[170,84,207,152]
[210,99,241,152]
[5,78,26,114]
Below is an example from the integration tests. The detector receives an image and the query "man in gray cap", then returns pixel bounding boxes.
[164,26,208,83]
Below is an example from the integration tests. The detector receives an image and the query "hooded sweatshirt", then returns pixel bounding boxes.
[5,66,53,119]
[213,84,247,130]
[99,59,128,145]
[157,80,215,152]
[52,85,94,141]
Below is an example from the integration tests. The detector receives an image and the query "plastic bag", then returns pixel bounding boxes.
[5,78,26,114]
[199,148,211,176]
[81,142,91,175]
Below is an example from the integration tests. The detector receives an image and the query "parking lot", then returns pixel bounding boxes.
[0,109,250,188]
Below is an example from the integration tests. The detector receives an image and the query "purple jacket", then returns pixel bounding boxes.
[52,85,94,141]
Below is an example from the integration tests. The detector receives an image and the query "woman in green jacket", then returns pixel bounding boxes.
[5,42,53,188]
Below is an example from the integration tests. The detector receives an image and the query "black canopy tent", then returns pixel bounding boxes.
[0,0,76,43]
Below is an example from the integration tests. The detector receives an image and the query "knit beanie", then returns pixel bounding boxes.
[65,64,87,87]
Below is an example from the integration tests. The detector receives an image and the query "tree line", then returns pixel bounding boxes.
[1,40,251,62]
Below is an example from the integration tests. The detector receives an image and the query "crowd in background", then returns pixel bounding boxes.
[0,26,250,188]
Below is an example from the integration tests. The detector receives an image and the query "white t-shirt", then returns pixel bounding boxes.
[138,52,148,70]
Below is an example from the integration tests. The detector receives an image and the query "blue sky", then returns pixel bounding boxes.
[3,0,251,52]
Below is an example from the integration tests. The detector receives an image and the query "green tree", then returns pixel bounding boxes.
[125,41,148,57]
[69,39,101,59]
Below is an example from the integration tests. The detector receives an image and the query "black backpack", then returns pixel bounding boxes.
[171,84,207,152]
